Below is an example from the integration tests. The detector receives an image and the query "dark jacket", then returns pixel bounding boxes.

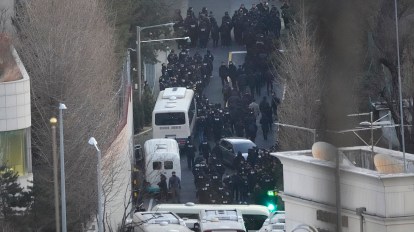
[219,65,229,78]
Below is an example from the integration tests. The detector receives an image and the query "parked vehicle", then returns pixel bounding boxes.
[218,137,256,167]
[143,139,181,193]
[259,211,285,232]
[152,202,269,231]
[196,209,246,232]
[152,87,197,147]
[128,211,192,232]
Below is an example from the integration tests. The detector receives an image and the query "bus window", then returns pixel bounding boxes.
[164,161,173,169]
[155,113,185,125]
[243,214,268,231]
[153,161,162,170]
[188,99,196,125]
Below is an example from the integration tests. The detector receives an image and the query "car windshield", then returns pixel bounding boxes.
[232,141,255,154]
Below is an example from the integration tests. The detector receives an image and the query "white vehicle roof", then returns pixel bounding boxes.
[132,211,192,232]
[152,203,269,217]
[199,209,246,232]
[144,139,179,156]
[153,87,194,113]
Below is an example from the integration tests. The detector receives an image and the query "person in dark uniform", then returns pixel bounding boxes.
[271,91,280,120]
[228,61,238,89]
[199,140,211,160]
[233,152,245,170]
[220,12,233,47]
[167,49,178,64]
[246,121,258,142]
[260,113,272,140]
[198,14,211,48]
[198,181,211,203]
[211,142,223,163]
[157,174,168,202]
[219,61,229,86]
[184,136,196,169]
[211,20,220,48]
[239,175,249,203]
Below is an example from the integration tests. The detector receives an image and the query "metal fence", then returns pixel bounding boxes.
[115,51,132,128]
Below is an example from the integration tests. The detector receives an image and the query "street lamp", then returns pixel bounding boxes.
[136,22,174,102]
[50,117,60,232]
[88,137,103,232]
[58,103,67,232]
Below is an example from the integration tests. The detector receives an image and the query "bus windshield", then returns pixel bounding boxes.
[155,112,186,125]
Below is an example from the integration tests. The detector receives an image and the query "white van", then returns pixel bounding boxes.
[152,87,196,147]
[197,209,246,232]
[143,139,181,193]
[130,211,193,232]
[151,203,269,231]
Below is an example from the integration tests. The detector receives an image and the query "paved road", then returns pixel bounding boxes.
[149,0,285,208]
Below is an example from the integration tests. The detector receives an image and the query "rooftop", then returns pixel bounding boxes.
[273,145,414,178]
[0,34,22,82]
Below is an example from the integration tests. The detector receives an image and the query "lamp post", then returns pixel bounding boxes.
[88,137,103,232]
[136,22,174,102]
[50,117,60,232]
[58,103,67,232]
[394,0,406,173]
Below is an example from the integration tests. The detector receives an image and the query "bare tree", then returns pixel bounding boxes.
[14,0,121,229]
[369,0,414,149]
[273,17,323,150]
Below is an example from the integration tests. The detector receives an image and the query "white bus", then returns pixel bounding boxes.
[151,203,269,231]
[152,87,197,147]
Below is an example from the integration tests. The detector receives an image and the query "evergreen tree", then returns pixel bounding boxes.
[0,166,32,220]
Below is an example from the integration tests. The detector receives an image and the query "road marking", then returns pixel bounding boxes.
[227,51,247,64]
[148,198,154,211]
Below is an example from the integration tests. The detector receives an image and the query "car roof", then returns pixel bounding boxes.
[221,137,256,145]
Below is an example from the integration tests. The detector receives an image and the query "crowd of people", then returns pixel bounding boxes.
[180,135,280,205]
[195,92,279,144]
[172,1,292,49]
[159,48,214,94]
[154,1,292,205]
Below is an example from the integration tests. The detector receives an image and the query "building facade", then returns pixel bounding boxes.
[0,36,32,178]
[273,146,414,232]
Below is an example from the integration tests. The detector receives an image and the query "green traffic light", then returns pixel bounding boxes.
[267,190,275,196]
[267,203,276,211]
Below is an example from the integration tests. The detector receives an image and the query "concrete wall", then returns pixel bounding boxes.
[102,89,134,230]
[275,147,414,232]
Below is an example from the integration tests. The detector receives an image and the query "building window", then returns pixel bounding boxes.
[0,129,27,175]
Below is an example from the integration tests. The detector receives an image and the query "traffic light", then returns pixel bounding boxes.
[265,190,278,212]
[267,203,276,211]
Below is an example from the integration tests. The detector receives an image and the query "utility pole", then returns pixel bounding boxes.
[50,117,60,232]
[136,26,142,103]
